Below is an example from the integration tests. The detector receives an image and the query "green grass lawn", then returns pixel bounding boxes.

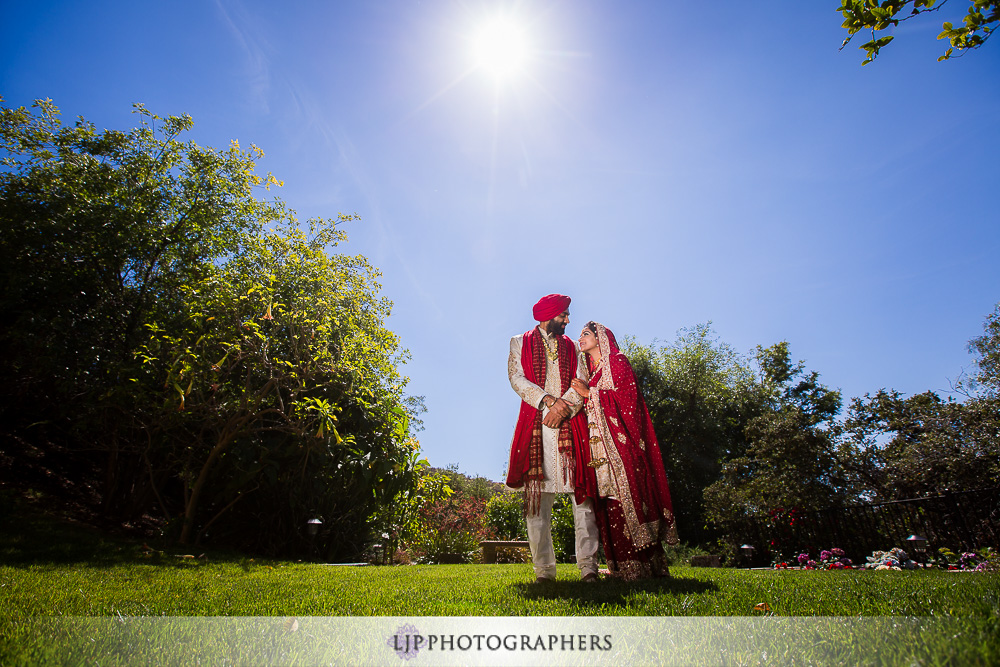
[2,513,998,664]
[3,561,998,664]
[3,560,999,617]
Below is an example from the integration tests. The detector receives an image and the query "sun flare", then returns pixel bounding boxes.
[472,18,528,79]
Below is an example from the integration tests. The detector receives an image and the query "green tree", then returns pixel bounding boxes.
[0,98,279,515]
[0,99,274,400]
[133,217,414,551]
[436,465,506,501]
[625,324,762,544]
[703,343,849,524]
[841,305,1000,501]
[752,342,842,425]
[704,409,852,519]
[838,0,999,64]
[965,302,1000,396]
[843,389,1000,498]
[0,99,417,559]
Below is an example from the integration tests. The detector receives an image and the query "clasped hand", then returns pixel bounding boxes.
[542,396,572,428]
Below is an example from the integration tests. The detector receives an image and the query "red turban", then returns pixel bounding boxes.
[532,294,571,321]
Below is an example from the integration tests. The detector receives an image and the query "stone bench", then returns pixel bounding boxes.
[480,540,530,564]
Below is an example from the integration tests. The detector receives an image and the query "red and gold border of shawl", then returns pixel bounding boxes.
[606,554,670,581]
[590,395,654,550]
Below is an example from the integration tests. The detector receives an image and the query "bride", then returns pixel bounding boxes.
[571,321,679,580]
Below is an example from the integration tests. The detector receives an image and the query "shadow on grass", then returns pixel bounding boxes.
[0,508,268,569]
[513,574,718,606]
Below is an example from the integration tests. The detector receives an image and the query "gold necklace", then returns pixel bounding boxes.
[540,332,559,362]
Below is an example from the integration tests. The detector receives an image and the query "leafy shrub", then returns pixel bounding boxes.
[485,491,526,540]
[411,529,481,564]
[663,541,711,566]
[934,546,1000,571]
[552,496,576,563]
[408,494,493,564]
[368,448,453,564]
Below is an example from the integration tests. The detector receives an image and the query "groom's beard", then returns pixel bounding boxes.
[546,320,566,336]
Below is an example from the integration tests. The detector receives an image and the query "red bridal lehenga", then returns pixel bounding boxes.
[584,323,679,580]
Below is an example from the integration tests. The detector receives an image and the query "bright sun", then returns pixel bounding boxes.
[472,18,528,79]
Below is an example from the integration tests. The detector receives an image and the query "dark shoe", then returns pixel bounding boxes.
[535,576,554,584]
[582,572,599,582]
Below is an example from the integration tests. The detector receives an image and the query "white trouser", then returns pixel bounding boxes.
[525,492,600,580]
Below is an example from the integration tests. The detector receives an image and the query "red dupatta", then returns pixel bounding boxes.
[585,323,678,548]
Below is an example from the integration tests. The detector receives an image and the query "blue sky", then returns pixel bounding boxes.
[3,1,998,479]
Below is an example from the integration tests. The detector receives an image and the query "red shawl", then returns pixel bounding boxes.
[586,323,678,548]
[506,327,595,507]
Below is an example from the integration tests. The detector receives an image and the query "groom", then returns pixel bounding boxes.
[506,293,599,582]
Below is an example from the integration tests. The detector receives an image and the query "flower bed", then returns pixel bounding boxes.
[865,547,917,570]
[932,546,999,572]
[773,547,854,570]
[771,545,1000,571]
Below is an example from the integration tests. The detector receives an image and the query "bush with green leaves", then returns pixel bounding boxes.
[0,99,418,560]
[933,546,1000,571]
[484,491,526,540]
[408,494,493,564]
[551,496,577,563]
[368,445,453,565]
[663,542,712,566]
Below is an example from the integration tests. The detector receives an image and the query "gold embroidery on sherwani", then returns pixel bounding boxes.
[507,331,587,497]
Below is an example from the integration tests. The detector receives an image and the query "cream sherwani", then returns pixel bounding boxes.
[507,326,600,580]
